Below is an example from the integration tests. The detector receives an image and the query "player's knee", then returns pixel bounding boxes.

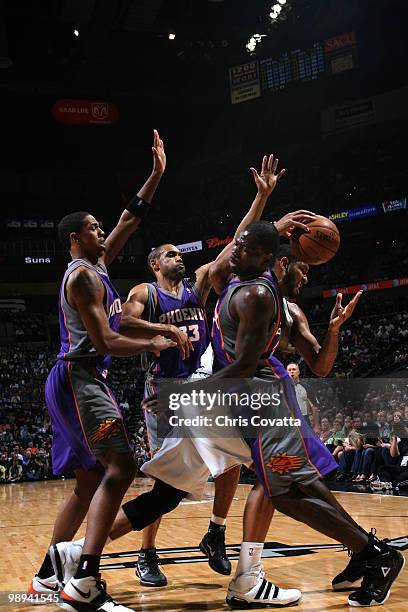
[122,479,186,531]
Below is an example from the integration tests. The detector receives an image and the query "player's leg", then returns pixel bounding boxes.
[29,468,102,598]
[57,364,138,611]
[29,363,104,598]
[135,407,168,586]
[227,479,301,609]
[51,469,103,545]
[199,464,241,575]
[272,479,405,606]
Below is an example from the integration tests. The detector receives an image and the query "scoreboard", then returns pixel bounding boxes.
[260,43,325,92]
[230,32,356,104]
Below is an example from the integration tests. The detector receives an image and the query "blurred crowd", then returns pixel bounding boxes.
[0,296,407,486]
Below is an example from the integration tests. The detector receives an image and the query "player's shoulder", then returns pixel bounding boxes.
[287,301,304,317]
[68,265,104,295]
[127,282,151,302]
[234,282,275,308]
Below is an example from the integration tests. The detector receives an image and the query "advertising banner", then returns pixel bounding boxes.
[322,277,408,298]
[52,99,119,125]
[327,205,377,223]
[229,61,261,105]
[176,241,203,254]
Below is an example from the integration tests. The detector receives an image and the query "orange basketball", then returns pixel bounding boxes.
[290,216,340,265]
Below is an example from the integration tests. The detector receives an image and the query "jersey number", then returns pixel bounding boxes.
[180,324,200,342]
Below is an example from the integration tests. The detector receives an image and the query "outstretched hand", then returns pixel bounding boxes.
[152,129,166,175]
[250,154,285,197]
[329,291,363,332]
[274,210,318,237]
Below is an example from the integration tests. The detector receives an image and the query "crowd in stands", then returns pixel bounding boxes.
[0,297,407,488]
[311,396,408,490]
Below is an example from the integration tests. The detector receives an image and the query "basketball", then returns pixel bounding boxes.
[290,216,340,265]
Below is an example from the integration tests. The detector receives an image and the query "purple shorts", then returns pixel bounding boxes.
[45,359,131,475]
[250,376,338,497]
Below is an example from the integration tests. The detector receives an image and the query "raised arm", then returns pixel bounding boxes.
[290,291,363,377]
[68,268,175,357]
[102,130,166,266]
[119,283,192,359]
[209,154,285,294]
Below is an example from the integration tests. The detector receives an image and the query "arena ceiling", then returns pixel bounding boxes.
[1,0,406,96]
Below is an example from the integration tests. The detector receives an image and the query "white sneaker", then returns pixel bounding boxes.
[49,539,83,588]
[227,571,302,608]
[59,575,135,611]
[27,574,59,603]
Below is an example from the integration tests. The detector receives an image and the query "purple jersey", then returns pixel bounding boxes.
[143,279,210,384]
[57,259,122,374]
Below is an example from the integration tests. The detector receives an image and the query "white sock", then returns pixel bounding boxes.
[233,542,264,591]
[211,514,226,526]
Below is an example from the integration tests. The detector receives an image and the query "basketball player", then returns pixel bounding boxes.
[47,157,319,596]
[215,235,404,607]
[110,153,293,585]
[133,223,403,608]
[29,131,179,612]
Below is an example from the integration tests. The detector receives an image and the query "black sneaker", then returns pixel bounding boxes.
[332,529,378,591]
[199,526,231,575]
[348,544,405,606]
[135,548,167,587]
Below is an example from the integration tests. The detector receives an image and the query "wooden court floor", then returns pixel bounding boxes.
[0,478,407,611]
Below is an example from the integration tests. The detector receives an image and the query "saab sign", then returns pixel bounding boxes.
[52,100,119,125]
[328,205,377,223]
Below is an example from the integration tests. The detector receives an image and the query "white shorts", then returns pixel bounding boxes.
[141,345,252,500]
[141,434,252,501]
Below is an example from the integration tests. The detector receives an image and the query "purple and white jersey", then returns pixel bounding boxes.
[212,271,285,379]
[143,279,210,384]
[57,259,122,374]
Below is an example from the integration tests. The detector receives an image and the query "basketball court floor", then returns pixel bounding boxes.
[1,478,407,611]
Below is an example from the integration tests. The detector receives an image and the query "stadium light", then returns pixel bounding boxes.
[269,0,291,24]
[73,29,79,37]
[246,33,266,54]
[168,33,176,40]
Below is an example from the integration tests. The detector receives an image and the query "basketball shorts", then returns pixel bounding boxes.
[45,359,131,475]
[141,434,252,500]
[141,374,337,499]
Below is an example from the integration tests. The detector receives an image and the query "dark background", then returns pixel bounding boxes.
[0,0,407,294]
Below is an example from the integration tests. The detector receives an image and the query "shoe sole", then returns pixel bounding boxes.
[226,595,301,609]
[135,565,167,587]
[199,542,232,576]
[49,545,65,588]
[347,554,405,607]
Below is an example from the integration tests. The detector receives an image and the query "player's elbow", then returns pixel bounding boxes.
[208,264,225,295]
[94,332,117,355]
